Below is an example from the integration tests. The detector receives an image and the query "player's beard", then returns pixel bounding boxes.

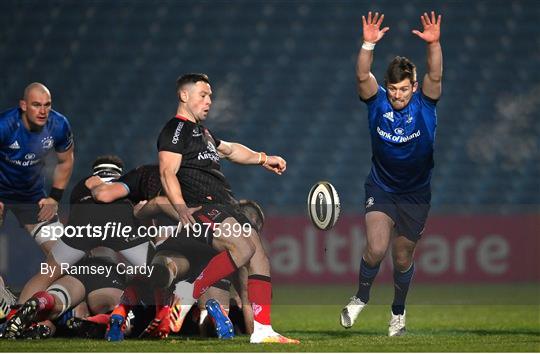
[390,97,410,110]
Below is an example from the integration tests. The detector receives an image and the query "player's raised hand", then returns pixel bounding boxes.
[412,11,442,43]
[362,12,390,43]
[0,201,4,226]
[263,155,286,175]
[37,197,58,222]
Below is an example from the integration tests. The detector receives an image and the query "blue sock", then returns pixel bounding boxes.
[355,258,380,303]
[392,263,415,315]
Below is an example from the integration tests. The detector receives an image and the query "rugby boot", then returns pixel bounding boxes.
[20,323,52,339]
[105,314,126,342]
[250,321,299,344]
[3,297,41,339]
[169,296,193,333]
[388,310,406,337]
[340,296,366,329]
[68,317,108,339]
[0,286,16,320]
[205,299,234,339]
[139,306,171,339]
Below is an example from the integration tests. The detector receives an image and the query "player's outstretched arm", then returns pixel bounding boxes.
[87,177,129,203]
[412,11,443,100]
[217,140,286,175]
[37,145,74,221]
[158,151,201,226]
[0,201,4,227]
[357,11,389,100]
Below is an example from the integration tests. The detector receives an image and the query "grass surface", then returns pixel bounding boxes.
[1,284,539,352]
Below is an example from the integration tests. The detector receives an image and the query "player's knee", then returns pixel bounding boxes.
[230,237,256,266]
[87,290,121,314]
[393,253,413,272]
[31,220,64,248]
[46,285,71,318]
[365,246,386,265]
[240,237,256,259]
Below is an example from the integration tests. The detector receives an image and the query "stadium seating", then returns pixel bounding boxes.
[0,0,538,213]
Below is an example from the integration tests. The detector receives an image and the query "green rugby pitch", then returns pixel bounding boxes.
[1,284,538,352]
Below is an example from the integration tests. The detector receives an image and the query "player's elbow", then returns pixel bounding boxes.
[427,72,443,83]
[58,149,75,166]
[92,188,115,203]
[159,169,172,183]
[218,144,234,159]
[356,71,371,84]
[159,165,176,179]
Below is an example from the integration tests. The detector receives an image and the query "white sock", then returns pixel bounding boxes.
[253,320,274,333]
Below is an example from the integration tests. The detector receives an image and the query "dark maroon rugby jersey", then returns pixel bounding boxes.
[118,164,162,203]
[68,175,137,229]
[157,115,236,206]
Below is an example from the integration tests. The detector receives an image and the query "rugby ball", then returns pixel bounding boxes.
[307,181,341,230]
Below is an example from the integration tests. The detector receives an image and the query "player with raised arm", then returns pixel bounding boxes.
[0,83,74,305]
[157,73,297,344]
[340,11,442,336]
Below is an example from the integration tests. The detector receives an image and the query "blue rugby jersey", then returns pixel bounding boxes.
[0,107,73,202]
[363,86,437,193]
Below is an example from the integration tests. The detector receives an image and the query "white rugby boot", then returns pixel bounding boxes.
[250,321,299,344]
[388,310,406,337]
[0,286,16,320]
[340,296,366,329]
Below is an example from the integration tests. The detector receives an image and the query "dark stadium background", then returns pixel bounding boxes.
[0,0,538,304]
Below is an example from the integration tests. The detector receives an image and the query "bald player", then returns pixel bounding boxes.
[0,82,74,304]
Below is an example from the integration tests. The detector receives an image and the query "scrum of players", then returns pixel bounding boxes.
[0,78,299,344]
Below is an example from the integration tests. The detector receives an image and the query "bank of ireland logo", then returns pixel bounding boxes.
[25,153,35,160]
[41,136,54,149]
[394,127,405,136]
[366,197,375,208]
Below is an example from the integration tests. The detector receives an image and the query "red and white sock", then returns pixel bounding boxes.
[192,251,238,298]
[154,288,171,315]
[111,286,139,318]
[29,291,56,321]
[248,275,272,326]
[32,291,56,313]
